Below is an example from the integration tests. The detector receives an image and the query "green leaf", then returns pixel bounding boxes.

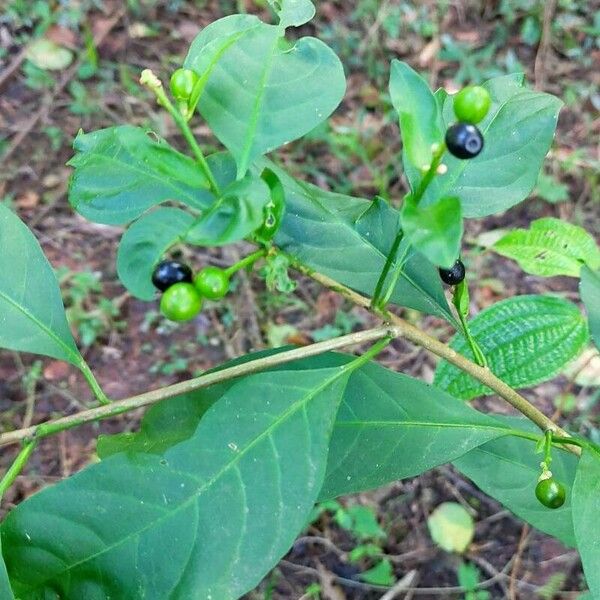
[389,60,443,172]
[116,208,194,300]
[0,538,14,600]
[572,448,600,598]
[401,194,463,268]
[581,267,600,350]
[96,350,508,500]
[185,172,270,246]
[271,0,315,28]
[319,360,511,499]
[434,295,589,400]
[414,74,563,217]
[0,204,82,365]
[68,126,213,225]
[492,218,600,278]
[268,162,456,322]
[2,365,351,598]
[96,389,219,458]
[184,14,346,178]
[359,559,395,586]
[453,417,578,546]
[342,505,386,540]
[427,502,474,553]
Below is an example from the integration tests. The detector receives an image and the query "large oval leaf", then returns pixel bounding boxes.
[453,417,578,547]
[409,74,562,218]
[117,207,195,300]
[572,448,600,598]
[268,162,456,323]
[184,14,346,178]
[493,218,600,278]
[581,266,600,350]
[0,205,81,365]
[319,361,511,499]
[1,366,350,599]
[434,295,589,400]
[68,126,213,225]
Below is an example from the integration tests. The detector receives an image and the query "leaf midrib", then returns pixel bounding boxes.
[20,367,349,592]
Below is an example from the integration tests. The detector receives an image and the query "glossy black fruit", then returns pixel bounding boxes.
[439,260,466,286]
[152,260,193,292]
[445,123,484,159]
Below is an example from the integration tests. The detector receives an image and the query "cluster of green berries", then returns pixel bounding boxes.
[152,260,230,322]
[445,85,491,160]
[437,86,492,285]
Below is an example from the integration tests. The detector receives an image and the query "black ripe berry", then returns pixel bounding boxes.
[445,123,484,159]
[439,260,466,286]
[152,260,193,292]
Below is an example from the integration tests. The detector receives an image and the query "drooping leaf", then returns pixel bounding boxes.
[0,204,82,365]
[401,194,463,268]
[2,365,351,599]
[184,14,346,178]
[434,295,589,400]
[492,218,600,278]
[68,126,213,225]
[271,0,315,28]
[412,74,563,218]
[427,502,474,553]
[268,162,456,323]
[185,172,270,246]
[0,538,14,600]
[581,267,600,350]
[116,208,195,300]
[572,448,600,598]
[389,60,443,173]
[453,417,578,546]
[320,360,511,499]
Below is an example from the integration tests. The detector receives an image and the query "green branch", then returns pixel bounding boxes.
[0,327,397,449]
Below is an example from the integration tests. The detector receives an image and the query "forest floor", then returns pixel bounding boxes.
[0,1,599,598]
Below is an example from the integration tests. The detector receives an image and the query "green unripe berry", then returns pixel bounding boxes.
[194,266,230,300]
[535,477,566,509]
[160,282,202,322]
[453,85,492,124]
[170,68,199,102]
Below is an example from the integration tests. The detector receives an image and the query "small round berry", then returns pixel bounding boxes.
[194,266,230,300]
[445,123,484,159]
[170,68,198,102]
[453,86,492,124]
[160,283,202,322]
[439,260,466,286]
[152,260,193,292]
[535,477,566,509]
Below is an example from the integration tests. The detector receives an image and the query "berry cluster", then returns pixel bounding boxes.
[152,260,230,322]
[445,85,490,160]
[437,85,491,286]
